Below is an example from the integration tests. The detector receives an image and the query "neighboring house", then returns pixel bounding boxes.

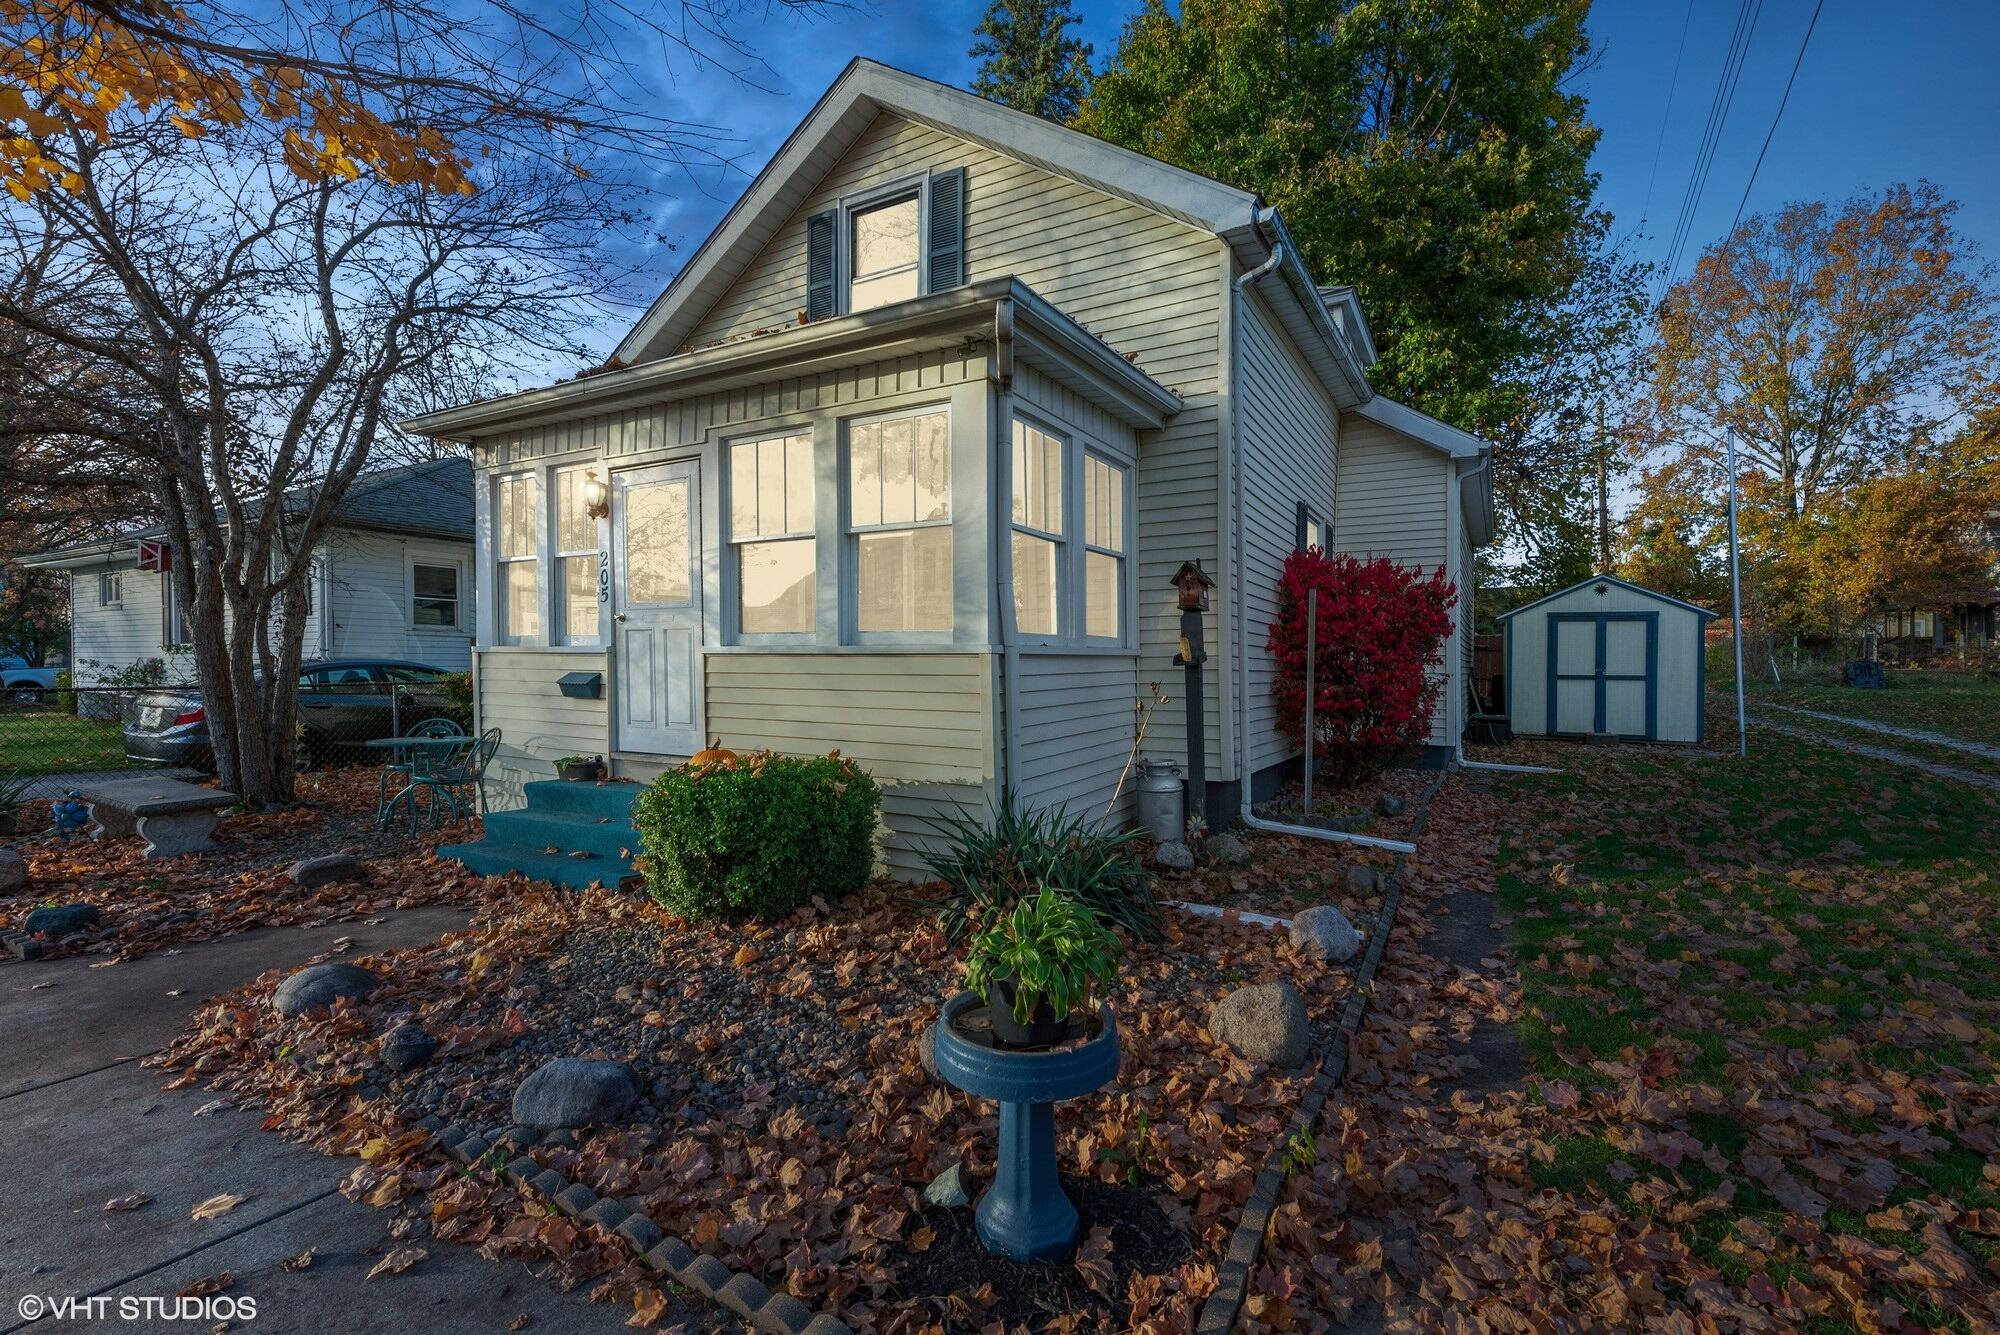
[17,458,477,684]
[404,60,1495,874]
[1876,509,2000,656]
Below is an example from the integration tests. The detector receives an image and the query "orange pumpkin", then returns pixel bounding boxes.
[688,743,738,771]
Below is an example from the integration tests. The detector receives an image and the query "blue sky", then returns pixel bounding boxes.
[620,0,2000,343]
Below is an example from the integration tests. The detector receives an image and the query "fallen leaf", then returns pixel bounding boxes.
[176,1272,231,1298]
[280,1248,315,1273]
[367,1246,427,1279]
[103,1193,151,1212]
[191,1192,249,1221]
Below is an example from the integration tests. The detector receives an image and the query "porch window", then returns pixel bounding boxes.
[495,472,541,643]
[729,430,815,635]
[847,407,951,634]
[1084,454,1127,641]
[553,467,600,643]
[1010,420,1064,637]
[849,193,920,313]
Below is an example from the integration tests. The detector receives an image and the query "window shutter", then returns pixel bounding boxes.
[926,168,966,293]
[805,210,837,318]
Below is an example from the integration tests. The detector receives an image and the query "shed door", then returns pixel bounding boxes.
[1549,614,1656,739]
[612,462,702,756]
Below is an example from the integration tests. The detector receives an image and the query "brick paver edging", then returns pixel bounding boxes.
[427,1117,852,1335]
[1191,764,1451,1335]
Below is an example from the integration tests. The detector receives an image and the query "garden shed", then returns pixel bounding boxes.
[1499,574,1717,744]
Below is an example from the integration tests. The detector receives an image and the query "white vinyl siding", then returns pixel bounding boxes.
[1238,290,1340,774]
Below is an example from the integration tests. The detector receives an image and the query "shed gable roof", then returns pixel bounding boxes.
[1496,573,1721,621]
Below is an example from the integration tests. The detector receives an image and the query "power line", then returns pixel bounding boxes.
[1655,0,1765,304]
[1716,0,1826,255]
[1637,0,1697,233]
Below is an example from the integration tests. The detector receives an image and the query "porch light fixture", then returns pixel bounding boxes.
[582,470,610,520]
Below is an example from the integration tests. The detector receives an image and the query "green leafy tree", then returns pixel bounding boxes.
[0,562,67,666]
[1077,0,1601,436]
[969,0,1094,122]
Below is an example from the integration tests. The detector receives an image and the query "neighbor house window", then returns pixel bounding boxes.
[495,472,540,642]
[98,570,122,606]
[847,407,951,634]
[411,562,461,629]
[1084,454,1128,641]
[1296,501,1326,553]
[553,467,600,643]
[1010,420,1064,637]
[160,573,191,646]
[849,193,920,312]
[730,430,815,635]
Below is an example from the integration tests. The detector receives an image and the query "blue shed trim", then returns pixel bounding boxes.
[1497,572,1720,623]
[1696,622,1708,743]
[1546,611,1657,740]
[1504,614,1515,726]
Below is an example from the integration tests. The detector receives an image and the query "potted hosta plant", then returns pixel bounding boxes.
[554,754,606,782]
[963,886,1121,1049]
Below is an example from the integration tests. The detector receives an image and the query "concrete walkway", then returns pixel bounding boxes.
[1759,703,2000,763]
[0,909,719,1333]
[1752,714,2000,792]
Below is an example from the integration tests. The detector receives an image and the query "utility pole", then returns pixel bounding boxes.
[1725,426,1748,757]
[1596,401,1611,573]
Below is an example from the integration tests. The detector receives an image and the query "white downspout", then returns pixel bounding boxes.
[1231,211,1417,856]
[992,299,1023,798]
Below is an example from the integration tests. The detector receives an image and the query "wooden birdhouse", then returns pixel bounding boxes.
[1170,560,1214,613]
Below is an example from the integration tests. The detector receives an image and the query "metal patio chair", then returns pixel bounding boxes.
[407,727,501,828]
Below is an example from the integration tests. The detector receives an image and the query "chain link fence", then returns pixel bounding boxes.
[0,680,473,784]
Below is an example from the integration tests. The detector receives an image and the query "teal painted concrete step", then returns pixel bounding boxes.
[440,841,642,892]
[481,808,639,860]
[519,779,644,819]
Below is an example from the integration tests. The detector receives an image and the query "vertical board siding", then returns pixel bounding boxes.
[475,648,614,810]
[1238,292,1338,774]
[1333,416,1453,744]
[1012,653,1139,825]
[669,112,1228,780]
[704,652,995,877]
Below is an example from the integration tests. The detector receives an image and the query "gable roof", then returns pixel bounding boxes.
[16,457,474,569]
[1495,573,1721,621]
[1352,396,1485,461]
[617,59,1268,367]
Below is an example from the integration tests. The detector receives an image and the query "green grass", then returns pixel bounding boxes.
[1495,704,2000,1325]
[1745,673,2000,747]
[0,707,129,775]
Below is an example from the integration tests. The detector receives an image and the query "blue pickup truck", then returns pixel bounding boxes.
[0,656,60,704]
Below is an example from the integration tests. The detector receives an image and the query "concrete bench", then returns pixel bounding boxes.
[72,776,239,860]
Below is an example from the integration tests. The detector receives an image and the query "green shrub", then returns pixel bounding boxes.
[964,885,1121,1024]
[633,752,880,921]
[439,671,474,728]
[54,670,75,715]
[922,794,1158,942]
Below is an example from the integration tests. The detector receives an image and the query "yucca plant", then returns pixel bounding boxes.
[922,793,1158,942]
[963,886,1121,1048]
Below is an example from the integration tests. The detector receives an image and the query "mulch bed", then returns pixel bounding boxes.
[156,881,1360,1331]
[0,770,496,961]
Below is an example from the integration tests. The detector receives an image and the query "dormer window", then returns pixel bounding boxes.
[850,193,920,312]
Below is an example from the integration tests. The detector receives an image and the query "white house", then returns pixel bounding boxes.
[18,458,477,684]
[404,60,1495,874]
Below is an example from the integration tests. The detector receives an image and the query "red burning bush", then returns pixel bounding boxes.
[1266,550,1457,782]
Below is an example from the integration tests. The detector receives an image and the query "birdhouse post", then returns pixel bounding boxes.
[1169,560,1216,829]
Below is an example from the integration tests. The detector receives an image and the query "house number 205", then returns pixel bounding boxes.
[598,551,610,603]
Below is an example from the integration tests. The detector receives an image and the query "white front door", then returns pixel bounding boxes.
[613,462,702,755]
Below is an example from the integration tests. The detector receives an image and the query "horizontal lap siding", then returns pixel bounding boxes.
[704,653,995,878]
[1239,293,1338,775]
[675,113,1229,780]
[476,649,612,809]
[1012,654,1138,826]
[323,531,474,670]
[70,564,172,680]
[1333,417,1452,745]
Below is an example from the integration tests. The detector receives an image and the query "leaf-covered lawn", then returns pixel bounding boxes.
[1749,674,2000,748]
[0,705,127,774]
[1249,716,2000,1333]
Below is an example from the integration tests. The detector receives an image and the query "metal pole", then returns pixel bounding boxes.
[1726,427,1747,757]
[1301,590,1317,817]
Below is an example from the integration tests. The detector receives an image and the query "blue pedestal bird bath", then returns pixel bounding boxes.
[932,990,1121,1262]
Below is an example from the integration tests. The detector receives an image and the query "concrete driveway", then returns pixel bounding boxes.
[0,909,718,1333]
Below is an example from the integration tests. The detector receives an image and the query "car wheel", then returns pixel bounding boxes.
[7,685,44,705]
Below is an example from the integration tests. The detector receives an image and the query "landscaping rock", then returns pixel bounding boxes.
[1209,982,1311,1068]
[288,853,364,888]
[1154,840,1196,872]
[23,902,97,937]
[379,1023,439,1072]
[1376,792,1408,817]
[923,1162,969,1209]
[1207,833,1251,866]
[918,1027,939,1083]
[1344,865,1381,896]
[273,961,382,1017]
[511,1058,640,1131]
[1290,905,1363,964]
[0,848,26,892]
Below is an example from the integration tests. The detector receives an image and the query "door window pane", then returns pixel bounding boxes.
[857,528,952,632]
[625,479,691,606]
[1012,532,1058,636]
[850,195,919,312]
[739,539,815,634]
